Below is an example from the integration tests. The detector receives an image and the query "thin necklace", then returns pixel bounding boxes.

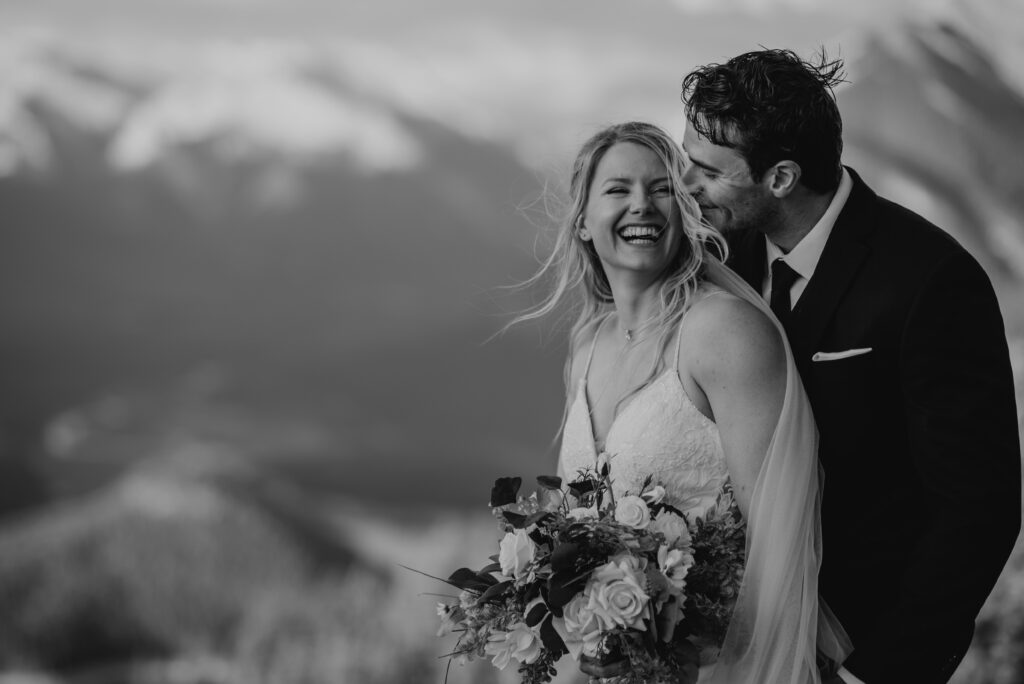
[618,315,655,347]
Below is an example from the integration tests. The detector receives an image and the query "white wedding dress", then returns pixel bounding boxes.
[558,288,730,525]
[555,264,851,684]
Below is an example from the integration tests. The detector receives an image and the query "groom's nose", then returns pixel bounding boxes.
[680,163,699,192]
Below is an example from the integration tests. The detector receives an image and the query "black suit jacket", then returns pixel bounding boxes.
[728,168,1021,683]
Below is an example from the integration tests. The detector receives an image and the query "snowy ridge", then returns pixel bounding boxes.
[0,36,424,179]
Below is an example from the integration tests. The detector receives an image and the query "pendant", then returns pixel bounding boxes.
[624,329,633,343]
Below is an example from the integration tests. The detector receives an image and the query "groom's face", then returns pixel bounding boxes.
[681,123,778,236]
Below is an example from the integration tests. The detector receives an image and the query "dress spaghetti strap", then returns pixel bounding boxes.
[583,313,612,380]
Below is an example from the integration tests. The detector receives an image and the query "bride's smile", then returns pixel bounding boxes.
[617,222,667,245]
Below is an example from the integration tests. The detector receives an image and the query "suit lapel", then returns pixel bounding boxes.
[789,169,876,357]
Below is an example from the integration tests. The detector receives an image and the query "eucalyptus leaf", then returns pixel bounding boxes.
[525,511,552,528]
[502,511,527,528]
[536,475,562,490]
[490,476,522,507]
[476,579,513,604]
[567,479,596,498]
[539,614,568,656]
[549,541,582,572]
[547,568,588,608]
[473,569,499,586]
[447,567,491,592]
[525,601,548,627]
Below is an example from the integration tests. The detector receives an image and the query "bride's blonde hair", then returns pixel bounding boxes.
[511,121,727,398]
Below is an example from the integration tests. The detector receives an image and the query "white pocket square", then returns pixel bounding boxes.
[811,348,873,362]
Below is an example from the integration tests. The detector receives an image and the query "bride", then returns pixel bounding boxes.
[513,122,849,683]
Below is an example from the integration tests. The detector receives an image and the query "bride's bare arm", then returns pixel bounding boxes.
[680,295,787,518]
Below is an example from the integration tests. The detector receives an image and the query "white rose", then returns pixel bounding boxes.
[498,529,536,580]
[649,509,692,547]
[614,495,651,529]
[484,622,542,669]
[560,592,605,658]
[567,506,599,521]
[657,544,694,593]
[587,553,650,631]
[642,485,667,505]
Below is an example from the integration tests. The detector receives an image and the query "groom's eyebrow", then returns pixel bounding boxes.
[681,145,721,173]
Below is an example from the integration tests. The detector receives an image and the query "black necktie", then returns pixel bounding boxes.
[770,259,800,325]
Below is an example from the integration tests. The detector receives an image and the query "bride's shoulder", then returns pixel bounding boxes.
[681,288,783,365]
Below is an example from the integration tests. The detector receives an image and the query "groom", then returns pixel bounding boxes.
[680,50,1021,683]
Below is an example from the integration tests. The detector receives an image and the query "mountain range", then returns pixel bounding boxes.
[0,10,1023,683]
[0,39,567,511]
[0,15,1021,516]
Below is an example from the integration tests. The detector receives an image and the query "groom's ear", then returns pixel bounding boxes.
[765,161,801,198]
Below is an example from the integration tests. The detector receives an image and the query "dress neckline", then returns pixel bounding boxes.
[576,368,716,454]
[579,308,717,452]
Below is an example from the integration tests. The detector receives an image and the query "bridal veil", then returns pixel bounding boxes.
[701,259,852,684]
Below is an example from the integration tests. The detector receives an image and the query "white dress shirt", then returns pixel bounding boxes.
[762,168,854,307]
[760,169,866,684]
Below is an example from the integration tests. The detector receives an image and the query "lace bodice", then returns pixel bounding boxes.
[558,304,729,521]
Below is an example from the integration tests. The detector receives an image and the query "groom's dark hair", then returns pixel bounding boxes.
[682,48,846,194]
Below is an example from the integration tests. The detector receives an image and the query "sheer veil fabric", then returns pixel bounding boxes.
[701,259,851,684]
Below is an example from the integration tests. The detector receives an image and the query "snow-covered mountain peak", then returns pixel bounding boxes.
[108,64,423,174]
[0,36,426,179]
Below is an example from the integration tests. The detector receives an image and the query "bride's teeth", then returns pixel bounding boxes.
[620,225,661,241]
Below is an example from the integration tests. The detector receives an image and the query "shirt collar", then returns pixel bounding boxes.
[765,167,853,279]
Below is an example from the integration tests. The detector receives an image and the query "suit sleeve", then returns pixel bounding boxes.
[844,249,1021,683]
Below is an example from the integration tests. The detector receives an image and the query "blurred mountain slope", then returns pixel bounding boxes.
[0,41,566,510]
[839,19,1024,684]
[0,444,568,684]
[842,20,1024,297]
[0,446,374,672]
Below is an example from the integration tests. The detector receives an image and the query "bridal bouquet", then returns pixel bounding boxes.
[429,458,746,684]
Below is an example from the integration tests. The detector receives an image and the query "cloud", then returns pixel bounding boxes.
[670,0,828,13]
[108,45,423,174]
[328,23,677,166]
[0,30,134,176]
[668,0,897,15]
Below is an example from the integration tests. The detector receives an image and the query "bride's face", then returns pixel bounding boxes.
[581,142,684,282]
